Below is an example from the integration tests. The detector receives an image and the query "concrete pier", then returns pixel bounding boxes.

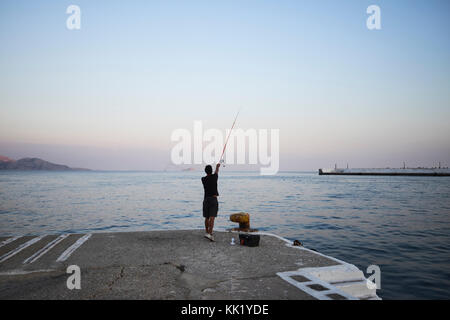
[319,168,450,176]
[0,230,379,300]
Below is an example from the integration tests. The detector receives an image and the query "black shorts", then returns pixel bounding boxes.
[203,196,218,218]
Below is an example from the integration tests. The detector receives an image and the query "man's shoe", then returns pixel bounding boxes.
[204,233,211,240]
[209,234,215,242]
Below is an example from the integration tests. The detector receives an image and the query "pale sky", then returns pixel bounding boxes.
[1,0,449,170]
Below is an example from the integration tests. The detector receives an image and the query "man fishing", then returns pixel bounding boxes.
[201,108,240,241]
[202,163,220,241]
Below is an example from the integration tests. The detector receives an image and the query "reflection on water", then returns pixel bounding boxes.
[1,171,449,299]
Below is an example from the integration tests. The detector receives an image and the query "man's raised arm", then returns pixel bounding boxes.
[215,163,220,175]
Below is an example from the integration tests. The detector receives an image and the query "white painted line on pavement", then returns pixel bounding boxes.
[0,236,21,249]
[0,236,44,263]
[56,234,91,262]
[0,269,56,276]
[23,234,69,264]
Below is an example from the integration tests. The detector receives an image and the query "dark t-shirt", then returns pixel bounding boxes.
[201,173,219,198]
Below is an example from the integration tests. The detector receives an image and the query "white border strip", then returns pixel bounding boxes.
[0,236,20,249]
[56,234,91,262]
[277,269,358,300]
[248,231,350,265]
[23,234,69,264]
[0,236,44,263]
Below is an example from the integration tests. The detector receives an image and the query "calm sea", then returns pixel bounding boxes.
[1,171,449,299]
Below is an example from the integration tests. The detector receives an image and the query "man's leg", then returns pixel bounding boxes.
[208,217,215,235]
[208,197,218,236]
[203,198,209,235]
[205,218,209,234]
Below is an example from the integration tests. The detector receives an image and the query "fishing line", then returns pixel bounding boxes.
[219,108,241,167]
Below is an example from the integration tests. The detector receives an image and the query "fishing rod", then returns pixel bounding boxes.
[219,108,241,167]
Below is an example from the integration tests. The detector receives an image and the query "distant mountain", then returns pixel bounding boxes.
[0,155,90,171]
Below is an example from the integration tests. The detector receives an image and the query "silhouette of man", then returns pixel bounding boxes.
[201,163,220,241]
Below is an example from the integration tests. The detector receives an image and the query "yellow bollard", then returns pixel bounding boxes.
[229,212,257,232]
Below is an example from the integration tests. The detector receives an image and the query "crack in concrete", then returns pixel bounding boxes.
[88,266,125,299]
[108,266,124,290]
[162,261,185,272]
